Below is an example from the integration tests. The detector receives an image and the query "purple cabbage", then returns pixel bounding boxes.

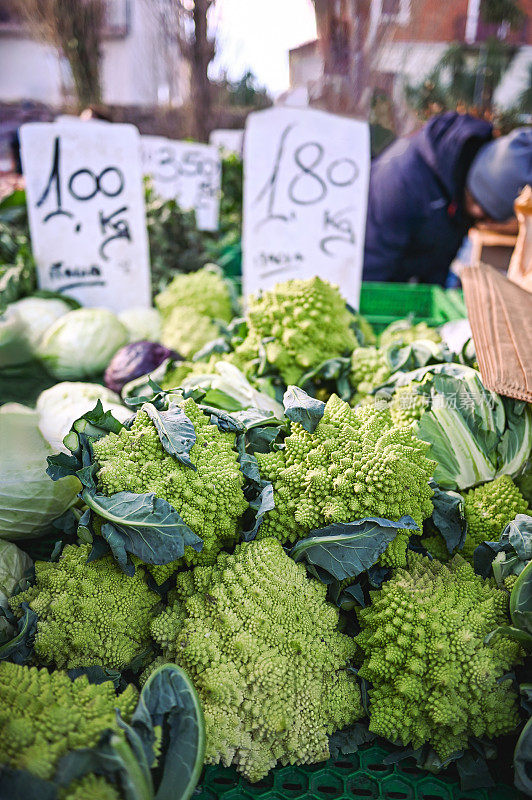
[104,341,181,394]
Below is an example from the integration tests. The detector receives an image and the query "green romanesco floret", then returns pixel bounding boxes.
[420,533,451,562]
[232,276,358,385]
[379,320,442,349]
[255,394,436,567]
[356,553,522,760]
[155,265,233,322]
[10,543,159,670]
[161,306,223,359]
[0,662,138,781]
[60,774,122,800]
[389,385,430,427]
[462,475,529,562]
[350,346,392,399]
[92,396,248,577]
[149,538,362,782]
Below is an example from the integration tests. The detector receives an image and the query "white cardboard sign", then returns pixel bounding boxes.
[141,136,221,231]
[20,122,151,312]
[209,129,244,157]
[242,107,370,307]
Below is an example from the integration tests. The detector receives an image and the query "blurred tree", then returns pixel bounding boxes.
[149,0,216,141]
[14,0,105,108]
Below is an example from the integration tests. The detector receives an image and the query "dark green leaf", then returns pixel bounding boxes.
[55,730,153,800]
[46,452,80,482]
[73,400,125,437]
[239,452,261,484]
[328,723,376,758]
[510,558,532,634]
[329,581,366,610]
[474,540,506,578]
[290,517,419,582]
[515,715,532,796]
[456,752,495,791]
[242,484,275,542]
[430,483,466,553]
[283,386,325,433]
[201,405,244,433]
[141,403,196,469]
[82,490,202,570]
[507,515,532,561]
[0,603,37,664]
[0,767,57,800]
[67,666,122,689]
[521,683,532,715]
[132,664,206,800]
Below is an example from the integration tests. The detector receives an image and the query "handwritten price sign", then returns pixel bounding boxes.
[142,136,221,232]
[20,122,151,311]
[242,107,370,306]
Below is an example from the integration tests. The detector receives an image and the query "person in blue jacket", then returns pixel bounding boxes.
[363,112,532,285]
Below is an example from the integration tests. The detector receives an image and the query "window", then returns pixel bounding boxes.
[0,0,24,32]
[380,0,411,26]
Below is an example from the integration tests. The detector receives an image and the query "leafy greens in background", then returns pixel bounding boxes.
[385,365,532,491]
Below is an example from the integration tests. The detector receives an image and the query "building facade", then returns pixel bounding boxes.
[289,0,532,113]
[0,0,188,107]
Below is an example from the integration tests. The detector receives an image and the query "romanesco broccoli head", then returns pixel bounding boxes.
[161,306,222,359]
[0,662,137,781]
[10,543,159,670]
[155,265,233,322]
[389,385,429,427]
[233,276,358,385]
[350,346,391,399]
[60,774,122,800]
[92,396,248,577]
[255,394,436,566]
[149,538,362,782]
[462,475,529,562]
[356,552,522,760]
[379,320,442,349]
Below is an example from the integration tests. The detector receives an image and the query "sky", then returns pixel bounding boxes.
[210,0,317,96]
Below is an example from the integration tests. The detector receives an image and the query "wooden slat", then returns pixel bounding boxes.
[462,263,532,402]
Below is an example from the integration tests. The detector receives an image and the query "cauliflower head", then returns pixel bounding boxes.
[255,394,435,566]
[462,475,529,562]
[356,553,522,760]
[149,538,362,782]
[233,276,358,385]
[92,397,248,576]
[10,543,159,670]
[161,306,222,359]
[0,662,137,781]
[155,265,233,322]
[350,346,391,399]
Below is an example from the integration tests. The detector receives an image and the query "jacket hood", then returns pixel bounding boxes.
[415,112,493,200]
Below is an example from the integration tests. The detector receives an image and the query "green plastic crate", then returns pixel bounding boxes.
[196,744,522,800]
[359,283,466,334]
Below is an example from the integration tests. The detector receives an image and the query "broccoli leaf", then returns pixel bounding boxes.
[515,714,532,796]
[142,402,196,469]
[0,767,57,800]
[290,517,419,582]
[283,386,325,433]
[328,723,376,758]
[430,482,467,553]
[130,664,206,800]
[55,729,153,800]
[0,603,37,665]
[82,490,202,572]
[242,483,275,542]
[67,666,123,689]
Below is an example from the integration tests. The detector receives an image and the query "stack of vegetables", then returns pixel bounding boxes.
[1,264,532,800]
